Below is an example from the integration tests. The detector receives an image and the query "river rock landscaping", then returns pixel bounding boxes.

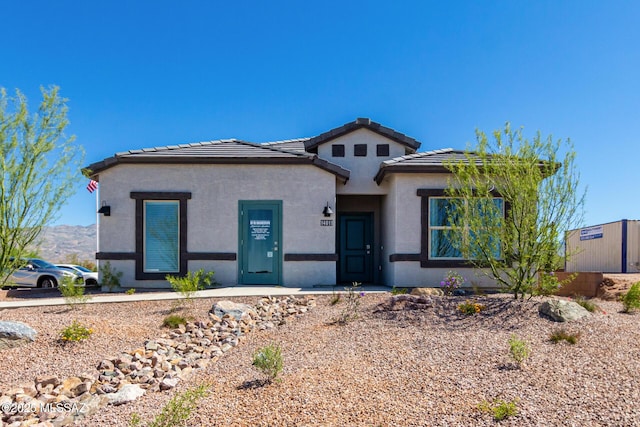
[0,290,639,426]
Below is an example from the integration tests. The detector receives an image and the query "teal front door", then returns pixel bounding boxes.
[238,201,282,285]
[338,213,373,283]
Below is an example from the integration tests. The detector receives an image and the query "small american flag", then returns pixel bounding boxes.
[87,180,98,193]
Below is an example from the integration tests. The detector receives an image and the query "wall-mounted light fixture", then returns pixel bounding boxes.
[322,202,333,217]
[98,201,111,216]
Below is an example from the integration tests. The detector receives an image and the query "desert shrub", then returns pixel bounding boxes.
[125,288,136,295]
[457,300,485,315]
[622,282,640,313]
[166,269,216,306]
[391,286,408,295]
[130,384,208,427]
[60,320,93,342]
[440,270,465,295]
[162,314,189,328]
[508,335,530,367]
[535,272,578,296]
[100,261,123,291]
[335,282,364,324]
[252,342,283,384]
[573,295,599,313]
[59,275,90,308]
[478,398,518,421]
[549,328,581,344]
[329,290,341,305]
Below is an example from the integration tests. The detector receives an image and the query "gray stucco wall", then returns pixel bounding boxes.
[97,163,337,287]
[382,174,498,288]
[317,128,407,195]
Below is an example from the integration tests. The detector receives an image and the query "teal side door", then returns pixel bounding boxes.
[238,201,282,285]
[338,213,373,283]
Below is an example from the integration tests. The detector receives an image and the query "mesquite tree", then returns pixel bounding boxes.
[0,86,84,286]
[445,123,584,299]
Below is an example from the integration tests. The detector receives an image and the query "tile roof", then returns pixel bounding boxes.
[374,149,481,184]
[87,139,350,182]
[304,118,421,152]
[260,138,308,152]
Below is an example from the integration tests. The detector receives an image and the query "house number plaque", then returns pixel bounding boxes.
[320,220,333,226]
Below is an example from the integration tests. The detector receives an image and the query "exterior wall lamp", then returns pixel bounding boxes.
[322,202,333,217]
[98,201,111,216]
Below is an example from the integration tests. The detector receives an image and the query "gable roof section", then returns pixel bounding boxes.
[87,139,350,183]
[304,118,422,152]
[374,148,471,184]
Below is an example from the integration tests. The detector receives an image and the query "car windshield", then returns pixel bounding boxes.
[74,266,92,273]
[29,259,56,269]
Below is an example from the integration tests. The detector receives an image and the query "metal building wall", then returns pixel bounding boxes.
[628,221,640,273]
[566,221,624,273]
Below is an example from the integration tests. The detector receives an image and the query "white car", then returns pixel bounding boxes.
[55,264,99,287]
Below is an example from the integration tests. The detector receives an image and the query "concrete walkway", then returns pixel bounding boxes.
[0,285,392,309]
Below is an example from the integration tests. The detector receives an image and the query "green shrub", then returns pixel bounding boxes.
[162,314,189,328]
[60,320,93,342]
[125,288,136,295]
[457,300,486,315]
[166,269,216,306]
[130,384,208,427]
[252,342,283,384]
[574,295,598,313]
[59,275,90,308]
[329,291,341,306]
[335,282,364,324]
[549,328,581,344]
[390,286,408,295]
[100,261,123,291]
[622,282,640,313]
[478,398,518,421]
[508,335,530,367]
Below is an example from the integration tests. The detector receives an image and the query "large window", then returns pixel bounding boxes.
[419,189,505,267]
[130,191,191,280]
[143,201,179,273]
[428,196,504,260]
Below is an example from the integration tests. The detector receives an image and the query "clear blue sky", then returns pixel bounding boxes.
[1,1,638,228]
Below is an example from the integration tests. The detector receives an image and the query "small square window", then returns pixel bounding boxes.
[332,144,345,157]
[354,144,367,157]
[376,144,390,157]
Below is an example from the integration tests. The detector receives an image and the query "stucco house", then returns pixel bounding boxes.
[87,118,499,288]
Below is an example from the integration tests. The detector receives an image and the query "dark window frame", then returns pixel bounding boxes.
[332,144,345,157]
[354,144,367,157]
[130,192,191,280]
[417,189,508,268]
[376,144,390,157]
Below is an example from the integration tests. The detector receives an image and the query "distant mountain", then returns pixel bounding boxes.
[31,224,97,263]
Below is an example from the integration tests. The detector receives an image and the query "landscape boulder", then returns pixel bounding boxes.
[105,384,146,406]
[0,321,37,350]
[410,287,444,297]
[539,299,590,322]
[211,300,254,321]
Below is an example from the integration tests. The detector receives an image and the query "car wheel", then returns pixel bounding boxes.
[39,277,57,288]
[86,279,98,287]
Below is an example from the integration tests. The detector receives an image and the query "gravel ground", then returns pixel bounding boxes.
[1,293,640,426]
